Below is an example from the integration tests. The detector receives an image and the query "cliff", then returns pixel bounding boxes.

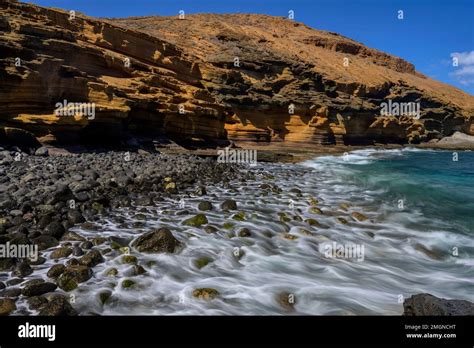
[1,0,473,148]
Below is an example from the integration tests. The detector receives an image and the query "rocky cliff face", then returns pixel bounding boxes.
[1,0,473,148]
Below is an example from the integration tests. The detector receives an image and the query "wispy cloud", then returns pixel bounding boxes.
[450,51,474,85]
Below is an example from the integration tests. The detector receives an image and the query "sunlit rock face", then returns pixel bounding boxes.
[1,1,473,147]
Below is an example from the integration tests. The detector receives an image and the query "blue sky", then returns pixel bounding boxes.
[29,0,474,95]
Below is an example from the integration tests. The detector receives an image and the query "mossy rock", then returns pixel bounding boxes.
[110,241,122,250]
[91,202,104,212]
[121,279,136,289]
[183,214,208,227]
[232,211,246,221]
[309,207,323,215]
[282,233,298,241]
[351,212,369,222]
[204,225,218,234]
[104,268,118,277]
[50,247,72,259]
[305,218,320,226]
[57,275,78,292]
[309,197,319,206]
[276,292,296,311]
[238,228,251,237]
[293,215,303,221]
[192,288,219,300]
[337,217,349,224]
[339,203,351,211]
[223,222,234,229]
[194,257,213,269]
[132,265,147,276]
[414,243,444,260]
[279,215,291,223]
[121,255,138,264]
[0,298,16,316]
[92,237,107,246]
[99,290,112,305]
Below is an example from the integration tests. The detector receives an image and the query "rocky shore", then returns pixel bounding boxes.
[0,145,244,315]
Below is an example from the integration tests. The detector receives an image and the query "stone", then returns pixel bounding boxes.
[38,295,77,316]
[192,288,219,300]
[403,294,474,316]
[183,214,208,227]
[132,228,180,253]
[351,212,369,221]
[21,282,57,297]
[221,199,237,210]
[79,250,104,267]
[47,264,66,279]
[50,247,73,259]
[0,298,16,316]
[198,201,213,211]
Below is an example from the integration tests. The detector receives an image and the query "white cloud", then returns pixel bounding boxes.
[450,51,474,66]
[450,50,474,84]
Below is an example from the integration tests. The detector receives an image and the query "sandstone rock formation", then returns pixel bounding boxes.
[1,0,473,148]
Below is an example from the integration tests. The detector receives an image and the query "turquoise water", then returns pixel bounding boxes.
[336,150,474,236]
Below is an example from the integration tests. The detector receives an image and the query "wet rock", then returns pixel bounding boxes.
[61,231,86,242]
[43,221,66,239]
[0,298,16,316]
[282,233,298,240]
[66,210,85,224]
[57,275,78,292]
[238,228,251,237]
[336,217,348,224]
[339,203,351,211]
[121,279,136,289]
[232,212,246,221]
[132,228,180,253]
[192,288,219,300]
[62,265,92,283]
[414,243,444,260]
[104,268,118,277]
[351,212,369,221]
[50,247,72,259]
[121,255,137,264]
[47,264,65,279]
[72,246,84,256]
[194,186,207,196]
[403,294,474,316]
[204,225,218,234]
[32,235,59,250]
[21,282,57,297]
[99,290,112,305]
[79,249,104,267]
[27,296,48,310]
[309,207,323,215]
[276,292,296,311]
[132,265,146,275]
[198,201,213,211]
[221,199,237,210]
[182,213,208,227]
[194,256,212,269]
[12,262,33,278]
[2,287,21,298]
[38,295,77,316]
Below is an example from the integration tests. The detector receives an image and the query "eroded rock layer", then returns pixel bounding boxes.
[1,0,473,147]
